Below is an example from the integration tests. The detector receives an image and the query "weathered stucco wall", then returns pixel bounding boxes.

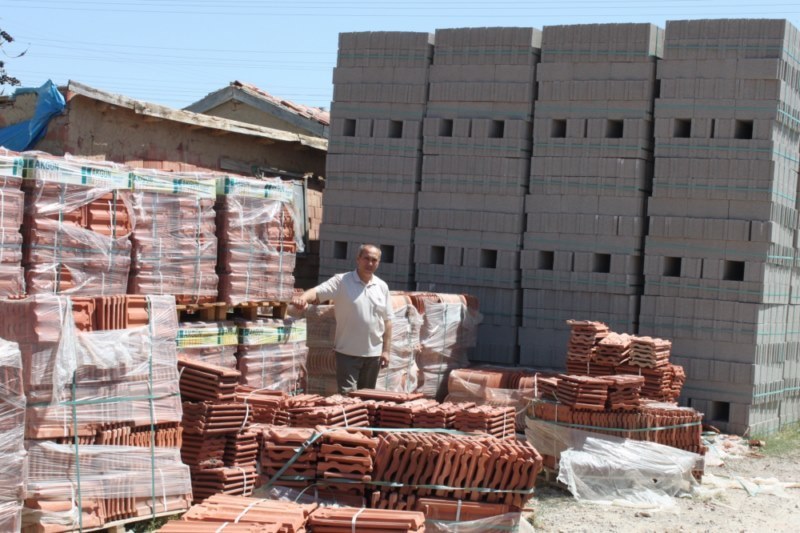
[204,100,311,136]
[0,92,39,127]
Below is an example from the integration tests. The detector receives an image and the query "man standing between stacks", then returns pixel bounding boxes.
[291,244,393,393]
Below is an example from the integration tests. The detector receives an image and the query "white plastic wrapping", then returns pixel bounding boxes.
[237,318,308,394]
[22,152,133,296]
[0,148,25,297]
[0,337,25,533]
[426,513,535,533]
[376,303,422,393]
[177,321,239,369]
[129,169,218,303]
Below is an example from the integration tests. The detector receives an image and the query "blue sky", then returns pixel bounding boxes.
[2,1,799,111]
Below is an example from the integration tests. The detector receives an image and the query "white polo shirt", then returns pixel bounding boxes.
[316,270,392,357]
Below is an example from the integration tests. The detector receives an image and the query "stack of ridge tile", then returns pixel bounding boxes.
[128,168,218,304]
[616,363,684,402]
[322,31,434,290]
[0,149,24,297]
[233,385,287,424]
[412,401,476,429]
[565,320,609,374]
[177,494,315,532]
[416,27,542,364]
[0,338,24,532]
[261,426,318,488]
[216,175,298,305]
[308,506,426,533]
[602,375,645,410]
[316,429,378,497]
[453,405,516,439]
[223,429,259,467]
[629,336,672,368]
[595,332,633,367]
[176,321,239,369]
[304,304,338,395]
[555,375,609,410]
[178,357,240,402]
[376,398,439,428]
[521,23,663,369]
[22,153,133,295]
[642,18,800,434]
[236,318,308,394]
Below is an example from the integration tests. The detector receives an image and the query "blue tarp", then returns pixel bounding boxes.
[0,80,66,151]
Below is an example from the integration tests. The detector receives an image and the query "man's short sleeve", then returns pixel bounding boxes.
[315,274,341,303]
[382,284,393,319]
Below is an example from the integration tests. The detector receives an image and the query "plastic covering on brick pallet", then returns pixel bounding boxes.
[0,149,25,297]
[128,169,218,304]
[305,305,337,396]
[177,321,238,369]
[0,338,25,533]
[216,176,301,305]
[22,153,133,296]
[236,318,307,394]
[376,295,422,393]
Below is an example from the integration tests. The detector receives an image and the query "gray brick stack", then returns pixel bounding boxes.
[642,19,800,434]
[520,24,663,368]
[415,27,541,364]
[321,32,434,289]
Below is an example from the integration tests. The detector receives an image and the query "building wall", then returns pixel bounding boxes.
[203,100,313,137]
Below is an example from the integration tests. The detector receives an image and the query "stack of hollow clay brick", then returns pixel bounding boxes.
[128,169,218,304]
[236,318,308,394]
[0,294,192,531]
[0,338,24,532]
[0,149,25,298]
[177,321,239,369]
[216,175,298,306]
[22,153,133,296]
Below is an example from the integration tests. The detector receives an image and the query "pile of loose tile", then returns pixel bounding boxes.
[630,336,672,368]
[0,149,24,298]
[453,405,517,439]
[308,507,426,533]
[601,375,645,410]
[175,494,315,533]
[234,385,287,424]
[413,401,476,429]
[376,398,439,428]
[555,375,609,410]
[316,429,378,497]
[176,321,239,369]
[128,168,219,304]
[178,357,241,402]
[261,426,318,488]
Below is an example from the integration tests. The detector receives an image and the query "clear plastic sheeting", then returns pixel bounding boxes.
[446,369,537,433]
[129,169,219,304]
[236,318,308,394]
[0,337,25,533]
[426,513,535,533]
[22,152,133,296]
[0,148,26,297]
[23,441,192,531]
[525,416,701,509]
[376,301,422,393]
[177,321,239,369]
[304,305,338,395]
[417,300,481,400]
[216,176,301,305]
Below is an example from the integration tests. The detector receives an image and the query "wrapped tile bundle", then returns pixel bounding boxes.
[24,441,192,531]
[0,338,25,533]
[128,169,218,304]
[233,385,287,424]
[309,507,426,533]
[177,494,315,532]
[190,464,258,502]
[216,175,301,305]
[22,153,133,295]
[236,318,307,394]
[304,305,338,395]
[376,294,423,393]
[415,294,481,400]
[0,149,25,297]
[177,321,238,369]
[289,396,369,428]
[316,428,377,496]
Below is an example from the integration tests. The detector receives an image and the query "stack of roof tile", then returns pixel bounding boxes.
[216,176,298,306]
[234,385,287,424]
[555,375,609,410]
[413,401,476,429]
[361,399,396,426]
[178,357,240,402]
[181,432,226,469]
[22,153,133,295]
[308,507,426,533]
[349,389,424,402]
[0,338,24,533]
[158,521,279,533]
[536,376,560,401]
[601,375,645,410]
[616,363,685,402]
[595,332,632,368]
[261,426,318,488]
[224,429,260,467]
[190,464,258,502]
[316,429,378,497]
[176,321,238,369]
[0,149,24,297]
[176,494,315,532]
[630,336,672,368]
[565,320,609,374]
[128,169,218,304]
[453,405,517,440]
[416,498,513,522]
[376,398,439,428]
[236,318,308,394]
[182,402,250,436]
[290,396,370,428]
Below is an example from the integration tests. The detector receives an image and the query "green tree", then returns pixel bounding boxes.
[0,28,21,87]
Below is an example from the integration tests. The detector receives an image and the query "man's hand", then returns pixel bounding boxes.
[380,351,390,368]
[290,295,309,312]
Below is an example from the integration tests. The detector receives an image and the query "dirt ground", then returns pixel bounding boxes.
[530,433,800,532]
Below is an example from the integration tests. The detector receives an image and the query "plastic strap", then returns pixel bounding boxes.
[70,356,83,531]
[237,466,250,496]
[146,296,158,522]
[351,507,366,533]
[234,497,265,523]
[157,468,168,512]
[215,522,229,533]
[239,402,251,434]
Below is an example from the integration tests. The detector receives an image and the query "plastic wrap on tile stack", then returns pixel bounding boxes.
[216,175,301,305]
[21,153,133,296]
[304,305,337,395]
[177,321,238,369]
[0,338,25,533]
[375,293,422,393]
[0,149,25,297]
[0,294,192,531]
[128,169,218,304]
[414,294,481,400]
[236,318,307,394]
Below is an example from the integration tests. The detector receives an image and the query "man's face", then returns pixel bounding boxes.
[357,247,381,275]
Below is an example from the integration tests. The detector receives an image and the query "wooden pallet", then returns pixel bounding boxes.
[176,302,228,322]
[230,301,290,321]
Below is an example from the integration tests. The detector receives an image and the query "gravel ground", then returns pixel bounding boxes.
[529,433,800,532]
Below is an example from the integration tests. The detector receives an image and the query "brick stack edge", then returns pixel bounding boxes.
[0,150,25,297]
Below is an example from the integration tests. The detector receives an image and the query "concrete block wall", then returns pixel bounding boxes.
[521,23,663,369]
[416,27,542,364]
[322,32,434,289]
[641,18,800,434]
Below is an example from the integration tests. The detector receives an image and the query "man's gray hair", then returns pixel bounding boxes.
[357,244,381,258]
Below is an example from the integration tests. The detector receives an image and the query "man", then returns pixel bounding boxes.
[291,244,393,393]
